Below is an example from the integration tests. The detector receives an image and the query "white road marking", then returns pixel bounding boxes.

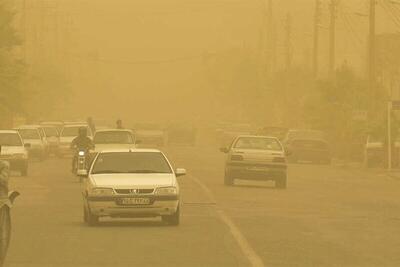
[188,175,265,267]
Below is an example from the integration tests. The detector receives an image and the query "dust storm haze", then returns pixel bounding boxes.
[1,0,400,267]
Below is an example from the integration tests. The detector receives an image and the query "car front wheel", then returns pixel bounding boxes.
[162,206,180,226]
[84,205,98,226]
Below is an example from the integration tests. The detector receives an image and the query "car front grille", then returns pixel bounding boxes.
[115,189,154,195]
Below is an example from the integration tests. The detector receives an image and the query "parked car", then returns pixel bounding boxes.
[58,124,93,157]
[81,149,186,226]
[15,126,47,160]
[364,135,385,168]
[286,138,331,164]
[40,121,64,133]
[93,129,136,153]
[134,123,165,146]
[283,129,326,145]
[0,131,29,176]
[256,126,288,141]
[220,135,287,188]
[41,126,60,155]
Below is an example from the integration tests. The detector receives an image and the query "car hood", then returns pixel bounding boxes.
[0,146,26,155]
[90,173,175,188]
[231,148,284,161]
[93,144,136,152]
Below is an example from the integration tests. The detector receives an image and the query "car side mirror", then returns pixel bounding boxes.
[175,168,186,177]
[77,169,88,177]
[220,147,229,153]
[24,143,31,148]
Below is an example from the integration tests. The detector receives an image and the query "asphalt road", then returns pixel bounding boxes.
[5,145,400,267]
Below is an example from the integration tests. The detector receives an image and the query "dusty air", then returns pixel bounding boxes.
[0,0,399,266]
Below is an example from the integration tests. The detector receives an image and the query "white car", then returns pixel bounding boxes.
[81,149,186,226]
[42,125,60,155]
[92,129,136,153]
[58,124,93,157]
[0,130,29,176]
[15,126,47,160]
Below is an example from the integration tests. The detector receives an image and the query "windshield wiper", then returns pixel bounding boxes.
[127,170,167,174]
[92,170,123,174]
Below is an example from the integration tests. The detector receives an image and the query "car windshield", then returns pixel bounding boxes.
[18,129,40,139]
[91,152,172,174]
[94,131,134,144]
[234,137,282,151]
[43,127,58,137]
[62,126,84,137]
[0,133,22,146]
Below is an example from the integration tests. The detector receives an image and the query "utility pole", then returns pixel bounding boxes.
[285,13,292,71]
[313,0,322,77]
[369,0,376,89]
[329,0,338,75]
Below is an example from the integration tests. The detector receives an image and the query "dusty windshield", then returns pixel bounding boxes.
[92,152,172,174]
[0,133,23,146]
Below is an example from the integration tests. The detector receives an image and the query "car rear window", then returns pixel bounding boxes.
[43,127,59,137]
[91,152,172,174]
[0,133,23,146]
[234,137,282,151]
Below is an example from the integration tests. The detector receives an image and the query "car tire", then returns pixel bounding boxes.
[162,206,180,226]
[224,172,234,186]
[84,206,98,226]
[276,175,287,189]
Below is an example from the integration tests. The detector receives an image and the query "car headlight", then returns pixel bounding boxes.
[90,188,114,196]
[155,187,177,196]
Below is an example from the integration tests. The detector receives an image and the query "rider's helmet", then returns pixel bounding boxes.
[78,127,87,137]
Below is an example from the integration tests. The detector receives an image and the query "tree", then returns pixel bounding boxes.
[0,1,24,128]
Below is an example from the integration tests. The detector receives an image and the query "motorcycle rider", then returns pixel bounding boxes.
[70,127,94,172]
[116,119,124,129]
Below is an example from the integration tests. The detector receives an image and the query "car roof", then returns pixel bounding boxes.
[236,135,279,140]
[98,148,161,154]
[95,128,133,133]
[0,130,19,134]
[63,124,88,128]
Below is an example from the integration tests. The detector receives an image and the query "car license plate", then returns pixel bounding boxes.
[247,166,268,171]
[119,198,150,205]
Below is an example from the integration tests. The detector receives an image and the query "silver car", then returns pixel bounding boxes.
[221,135,288,188]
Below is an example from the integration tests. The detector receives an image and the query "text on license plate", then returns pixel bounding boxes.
[247,166,269,171]
[119,198,150,205]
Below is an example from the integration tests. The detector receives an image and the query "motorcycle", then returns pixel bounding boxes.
[0,191,19,267]
[73,150,89,182]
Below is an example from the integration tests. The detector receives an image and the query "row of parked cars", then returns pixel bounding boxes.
[217,124,332,165]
